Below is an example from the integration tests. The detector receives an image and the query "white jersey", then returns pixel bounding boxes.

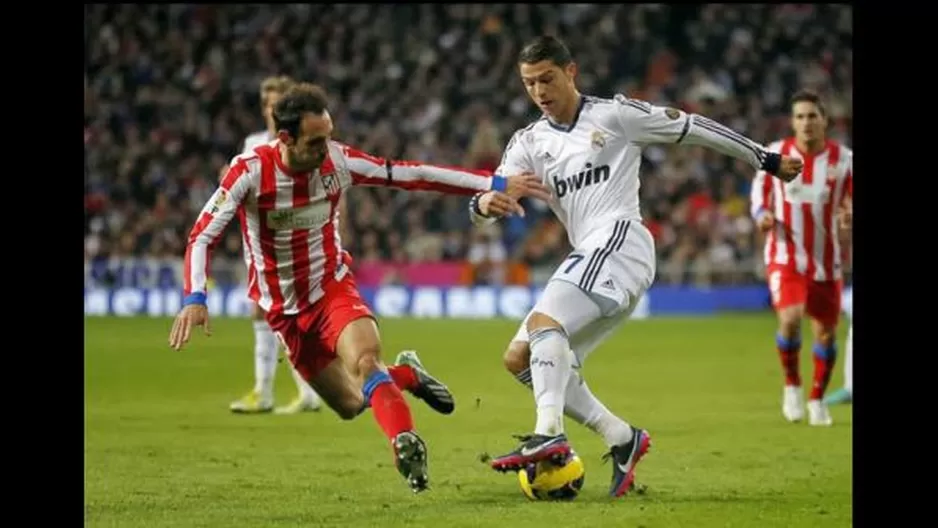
[493,95,781,361]
[242,130,273,153]
[494,94,772,248]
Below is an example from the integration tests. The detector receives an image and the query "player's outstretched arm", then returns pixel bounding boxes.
[169,156,254,351]
[614,95,802,182]
[468,127,541,226]
[342,144,499,194]
[339,143,548,219]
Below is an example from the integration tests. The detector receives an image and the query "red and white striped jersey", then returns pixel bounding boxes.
[236,132,275,272]
[750,138,853,281]
[184,140,499,315]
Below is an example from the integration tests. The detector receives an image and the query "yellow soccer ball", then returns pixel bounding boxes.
[517,451,586,501]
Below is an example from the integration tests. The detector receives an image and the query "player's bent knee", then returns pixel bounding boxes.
[354,349,383,379]
[526,311,563,334]
[503,342,531,375]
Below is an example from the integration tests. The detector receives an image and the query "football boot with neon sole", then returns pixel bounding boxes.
[229,390,274,414]
[274,392,322,414]
[603,426,652,498]
[394,350,455,415]
[490,433,572,472]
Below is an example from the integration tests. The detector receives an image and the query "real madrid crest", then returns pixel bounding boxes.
[590,130,606,150]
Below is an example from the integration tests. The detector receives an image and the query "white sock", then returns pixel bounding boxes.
[563,370,634,447]
[529,327,573,437]
[844,324,853,393]
[288,361,319,401]
[253,321,279,400]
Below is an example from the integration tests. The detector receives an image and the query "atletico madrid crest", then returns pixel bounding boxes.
[321,172,342,197]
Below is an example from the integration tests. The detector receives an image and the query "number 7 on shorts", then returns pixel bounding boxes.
[562,253,584,274]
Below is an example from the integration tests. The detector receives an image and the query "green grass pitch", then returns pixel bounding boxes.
[85,314,851,527]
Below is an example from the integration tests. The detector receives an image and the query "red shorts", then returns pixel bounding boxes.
[266,275,375,381]
[766,264,842,327]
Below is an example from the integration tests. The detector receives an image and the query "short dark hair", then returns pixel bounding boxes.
[789,89,827,117]
[273,83,329,139]
[518,36,573,67]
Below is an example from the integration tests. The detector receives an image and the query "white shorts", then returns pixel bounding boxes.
[550,219,655,310]
[512,219,656,362]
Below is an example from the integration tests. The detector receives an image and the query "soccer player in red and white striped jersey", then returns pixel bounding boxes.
[168,83,550,492]
[225,75,325,417]
[749,89,853,427]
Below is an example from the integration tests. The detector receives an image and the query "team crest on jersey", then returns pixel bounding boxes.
[321,172,342,197]
[665,107,681,120]
[590,130,606,150]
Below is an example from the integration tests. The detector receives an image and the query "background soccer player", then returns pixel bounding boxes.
[227,75,323,415]
[749,90,853,426]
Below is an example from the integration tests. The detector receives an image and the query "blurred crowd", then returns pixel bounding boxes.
[84,4,852,286]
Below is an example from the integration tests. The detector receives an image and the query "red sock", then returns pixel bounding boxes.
[776,334,801,386]
[388,364,419,391]
[809,342,837,400]
[369,381,415,441]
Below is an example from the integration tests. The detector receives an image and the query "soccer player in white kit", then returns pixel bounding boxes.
[470,36,803,497]
[228,76,323,415]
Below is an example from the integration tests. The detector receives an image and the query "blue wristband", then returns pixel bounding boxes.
[491,175,507,192]
[183,292,207,306]
[754,208,767,222]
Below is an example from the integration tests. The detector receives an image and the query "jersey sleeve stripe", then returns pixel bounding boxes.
[691,115,766,165]
[624,99,652,114]
[676,116,691,143]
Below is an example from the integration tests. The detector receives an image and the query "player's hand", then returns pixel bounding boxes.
[479,191,526,217]
[169,304,211,351]
[837,196,852,231]
[775,156,803,182]
[504,172,552,202]
[757,211,776,233]
[838,205,852,231]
